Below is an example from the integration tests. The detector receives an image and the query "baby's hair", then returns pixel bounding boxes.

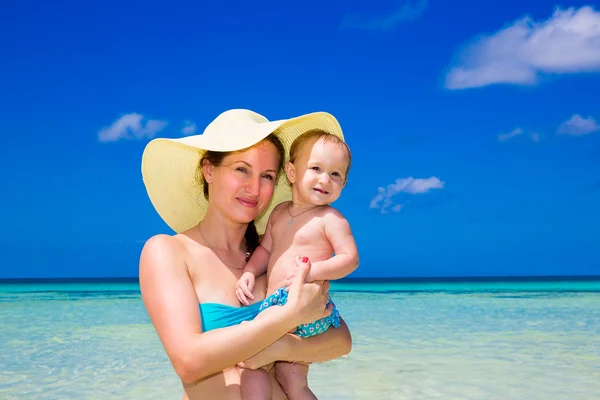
[289,129,352,179]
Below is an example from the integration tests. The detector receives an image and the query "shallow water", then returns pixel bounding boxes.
[1,281,599,399]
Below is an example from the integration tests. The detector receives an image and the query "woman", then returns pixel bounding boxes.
[139,109,353,399]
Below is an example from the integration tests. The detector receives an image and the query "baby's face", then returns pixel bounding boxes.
[290,138,350,205]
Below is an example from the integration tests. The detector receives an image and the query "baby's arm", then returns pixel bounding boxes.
[236,209,277,304]
[306,209,359,282]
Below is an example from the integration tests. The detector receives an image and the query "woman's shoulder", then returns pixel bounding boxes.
[139,234,186,273]
[142,233,181,252]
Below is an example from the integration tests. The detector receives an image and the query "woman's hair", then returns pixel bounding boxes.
[289,129,352,180]
[196,133,285,254]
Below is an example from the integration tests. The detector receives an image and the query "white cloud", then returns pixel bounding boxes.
[340,0,428,31]
[530,132,541,143]
[181,120,197,136]
[370,176,444,214]
[445,6,600,89]
[557,114,600,136]
[498,127,541,143]
[498,127,524,142]
[98,113,168,142]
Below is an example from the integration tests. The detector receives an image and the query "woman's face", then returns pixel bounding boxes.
[205,140,280,224]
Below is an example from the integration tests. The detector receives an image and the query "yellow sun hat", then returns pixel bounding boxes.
[141,109,344,235]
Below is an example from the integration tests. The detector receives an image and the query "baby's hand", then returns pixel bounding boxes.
[236,272,256,306]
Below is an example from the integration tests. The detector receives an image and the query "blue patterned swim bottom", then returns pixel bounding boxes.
[259,287,341,338]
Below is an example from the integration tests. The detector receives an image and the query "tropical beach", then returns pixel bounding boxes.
[2,278,599,399]
[3,1,600,399]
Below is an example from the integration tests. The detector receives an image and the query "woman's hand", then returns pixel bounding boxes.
[284,257,332,328]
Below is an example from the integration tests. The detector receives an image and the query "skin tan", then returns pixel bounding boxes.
[139,140,353,400]
[236,137,359,399]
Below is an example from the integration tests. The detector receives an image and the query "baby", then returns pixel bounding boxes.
[236,129,359,400]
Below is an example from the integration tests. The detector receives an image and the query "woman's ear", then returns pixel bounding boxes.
[202,160,214,183]
[285,162,296,184]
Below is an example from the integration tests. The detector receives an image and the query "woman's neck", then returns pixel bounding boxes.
[198,209,247,253]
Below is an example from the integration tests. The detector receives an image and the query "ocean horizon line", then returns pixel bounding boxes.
[1,274,600,284]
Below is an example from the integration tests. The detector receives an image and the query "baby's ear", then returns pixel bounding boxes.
[285,162,296,183]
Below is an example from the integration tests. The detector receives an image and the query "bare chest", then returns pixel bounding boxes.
[266,214,333,291]
[186,246,266,305]
[270,214,325,253]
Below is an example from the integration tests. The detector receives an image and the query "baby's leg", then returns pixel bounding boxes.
[274,361,316,400]
[240,367,272,400]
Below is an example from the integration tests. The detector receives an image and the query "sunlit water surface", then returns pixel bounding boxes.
[1,280,599,399]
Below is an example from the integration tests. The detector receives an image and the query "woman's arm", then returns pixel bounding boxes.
[139,234,330,383]
[282,317,352,362]
[237,317,353,369]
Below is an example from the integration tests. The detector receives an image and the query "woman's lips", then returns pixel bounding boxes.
[237,197,258,208]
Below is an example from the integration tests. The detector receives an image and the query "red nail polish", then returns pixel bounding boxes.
[302,256,308,263]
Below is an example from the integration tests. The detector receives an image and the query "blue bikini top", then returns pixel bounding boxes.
[198,302,261,332]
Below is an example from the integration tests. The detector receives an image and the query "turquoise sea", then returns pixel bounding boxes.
[1,277,600,399]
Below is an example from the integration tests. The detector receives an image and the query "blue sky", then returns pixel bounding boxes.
[2,0,600,279]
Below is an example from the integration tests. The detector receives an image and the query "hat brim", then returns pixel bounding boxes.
[141,111,344,235]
